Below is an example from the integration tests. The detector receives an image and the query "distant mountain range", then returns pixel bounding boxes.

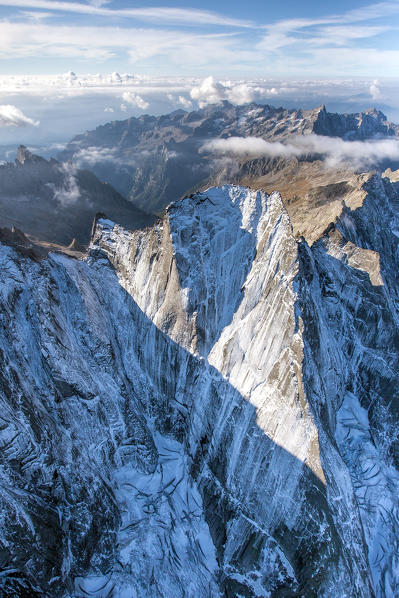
[59,102,399,215]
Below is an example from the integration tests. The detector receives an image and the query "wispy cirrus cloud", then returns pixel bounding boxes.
[0,1,397,76]
[0,22,252,67]
[0,0,255,28]
[86,0,110,6]
[3,0,398,31]
[344,1,399,22]
[255,2,399,74]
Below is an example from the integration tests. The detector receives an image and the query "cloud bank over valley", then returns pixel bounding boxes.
[201,134,399,170]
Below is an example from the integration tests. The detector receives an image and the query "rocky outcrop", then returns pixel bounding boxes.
[0,175,399,596]
[0,225,45,261]
[16,145,49,165]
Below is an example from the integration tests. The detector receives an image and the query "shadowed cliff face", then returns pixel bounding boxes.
[0,233,339,598]
[1,178,399,597]
[0,146,153,247]
[297,173,399,598]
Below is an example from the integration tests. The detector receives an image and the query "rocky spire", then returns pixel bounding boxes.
[15,145,45,165]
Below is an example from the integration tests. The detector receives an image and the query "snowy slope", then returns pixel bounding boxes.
[1,178,399,596]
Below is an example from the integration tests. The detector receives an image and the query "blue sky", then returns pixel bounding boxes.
[0,0,398,155]
[0,0,397,76]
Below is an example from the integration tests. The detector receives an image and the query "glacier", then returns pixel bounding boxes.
[0,178,399,597]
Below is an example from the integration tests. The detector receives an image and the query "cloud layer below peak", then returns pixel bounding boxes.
[201,134,399,170]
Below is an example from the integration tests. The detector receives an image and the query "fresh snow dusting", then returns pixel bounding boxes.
[1,178,399,596]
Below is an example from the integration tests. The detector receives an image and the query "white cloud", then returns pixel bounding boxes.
[190,77,226,107]
[0,73,392,107]
[299,135,399,169]
[370,79,382,100]
[201,134,399,170]
[0,104,39,127]
[178,95,193,110]
[166,93,193,109]
[72,145,119,168]
[104,106,114,112]
[190,76,277,108]
[0,72,143,95]
[48,163,80,206]
[200,136,300,158]
[121,91,149,110]
[224,82,255,105]
[64,70,77,79]
[71,145,139,170]
[120,103,127,112]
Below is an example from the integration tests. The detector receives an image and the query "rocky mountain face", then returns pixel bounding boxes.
[0,146,153,247]
[59,102,399,215]
[1,171,399,596]
[312,106,398,139]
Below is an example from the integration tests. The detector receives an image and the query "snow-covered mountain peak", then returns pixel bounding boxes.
[91,185,291,356]
[2,177,399,596]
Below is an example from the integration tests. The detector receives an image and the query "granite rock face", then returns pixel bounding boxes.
[0,178,399,597]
